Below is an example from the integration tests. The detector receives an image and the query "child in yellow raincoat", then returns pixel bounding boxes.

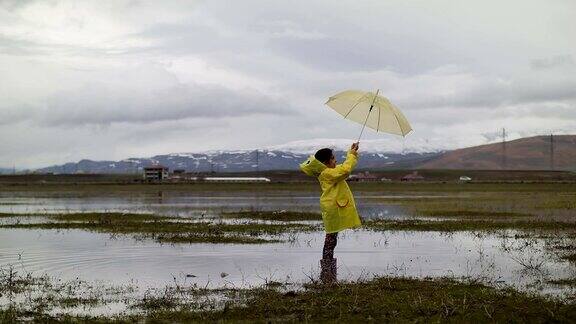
[299,142,362,283]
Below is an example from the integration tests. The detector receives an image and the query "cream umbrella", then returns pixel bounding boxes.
[325,89,412,141]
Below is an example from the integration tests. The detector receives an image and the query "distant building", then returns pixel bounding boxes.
[348,171,379,182]
[144,166,169,181]
[401,171,425,182]
[169,170,200,182]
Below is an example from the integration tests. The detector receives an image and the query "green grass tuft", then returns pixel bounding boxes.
[222,210,321,222]
[139,277,576,322]
[0,213,318,244]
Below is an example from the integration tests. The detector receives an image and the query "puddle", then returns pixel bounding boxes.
[0,193,410,220]
[0,227,574,297]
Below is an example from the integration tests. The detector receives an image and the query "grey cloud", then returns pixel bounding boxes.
[268,37,388,72]
[133,3,459,75]
[481,130,505,142]
[531,55,575,70]
[41,83,291,126]
[0,104,30,125]
[0,36,40,55]
[0,33,150,58]
[266,33,459,75]
[404,78,576,110]
[117,118,223,142]
[0,0,36,11]
[1,0,575,168]
[508,103,576,120]
[135,22,234,55]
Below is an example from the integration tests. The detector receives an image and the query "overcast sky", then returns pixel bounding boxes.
[1,0,575,168]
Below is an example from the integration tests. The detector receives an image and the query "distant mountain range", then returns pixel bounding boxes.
[0,168,14,175]
[35,151,441,174]
[420,135,576,170]
[31,135,576,174]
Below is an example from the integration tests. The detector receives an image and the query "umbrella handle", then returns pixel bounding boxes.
[356,89,379,142]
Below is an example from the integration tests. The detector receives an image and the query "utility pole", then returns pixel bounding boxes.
[501,128,507,170]
[255,149,259,174]
[550,133,554,171]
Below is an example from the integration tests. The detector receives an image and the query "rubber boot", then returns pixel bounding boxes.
[320,258,337,284]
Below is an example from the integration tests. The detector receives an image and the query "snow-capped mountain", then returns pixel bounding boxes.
[0,168,14,175]
[35,147,441,174]
[266,138,457,155]
[28,135,576,174]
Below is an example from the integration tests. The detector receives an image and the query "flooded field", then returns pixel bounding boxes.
[0,182,575,321]
[0,192,415,220]
[1,227,574,293]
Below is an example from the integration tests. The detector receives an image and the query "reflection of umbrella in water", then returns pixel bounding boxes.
[325,89,413,141]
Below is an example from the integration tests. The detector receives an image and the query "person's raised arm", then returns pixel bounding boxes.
[320,142,359,184]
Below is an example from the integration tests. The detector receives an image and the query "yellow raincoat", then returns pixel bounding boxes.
[300,150,362,233]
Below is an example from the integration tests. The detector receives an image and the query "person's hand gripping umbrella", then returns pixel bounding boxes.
[325,89,413,142]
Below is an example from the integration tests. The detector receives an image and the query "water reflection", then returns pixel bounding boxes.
[0,228,573,298]
[0,193,410,220]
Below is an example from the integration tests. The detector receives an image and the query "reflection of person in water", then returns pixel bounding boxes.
[299,142,362,283]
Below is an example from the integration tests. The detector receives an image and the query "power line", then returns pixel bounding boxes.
[255,149,259,174]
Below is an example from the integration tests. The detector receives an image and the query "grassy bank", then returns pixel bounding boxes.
[364,219,576,232]
[149,277,576,323]
[0,212,319,244]
[222,210,321,222]
[3,272,575,323]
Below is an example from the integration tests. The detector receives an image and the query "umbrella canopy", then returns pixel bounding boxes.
[325,89,412,139]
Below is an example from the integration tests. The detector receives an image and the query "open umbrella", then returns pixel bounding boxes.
[325,89,412,141]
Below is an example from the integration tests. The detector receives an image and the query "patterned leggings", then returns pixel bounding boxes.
[322,232,338,260]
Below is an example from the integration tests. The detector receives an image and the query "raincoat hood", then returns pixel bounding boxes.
[299,155,327,177]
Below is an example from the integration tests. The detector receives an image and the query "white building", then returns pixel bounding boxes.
[144,166,169,181]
